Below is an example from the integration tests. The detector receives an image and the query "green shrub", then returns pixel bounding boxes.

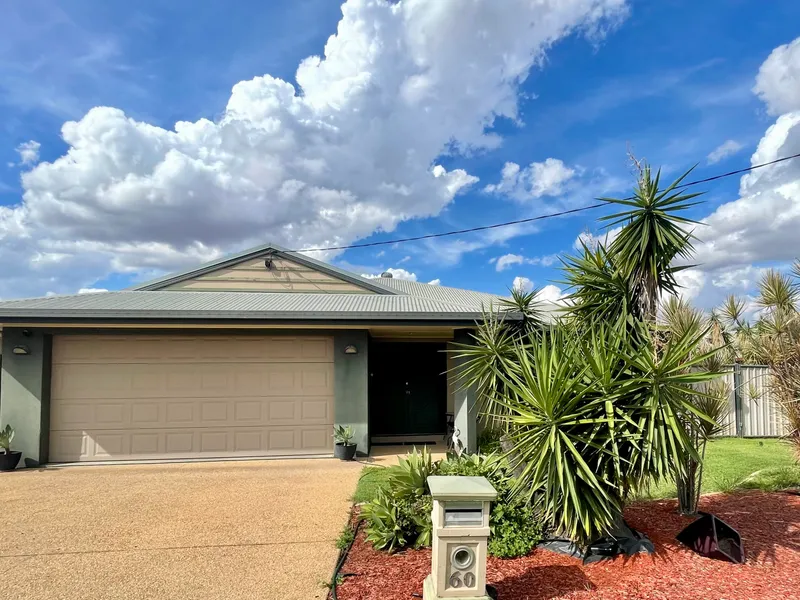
[361,451,546,558]
[439,453,543,558]
[477,427,503,454]
[488,501,543,558]
[437,452,508,488]
[398,494,433,548]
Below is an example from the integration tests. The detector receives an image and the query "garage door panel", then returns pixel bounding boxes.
[53,336,334,364]
[51,396,333,431]
[50,426,333,462]
[53,363,333,400]
[50,335,335,462]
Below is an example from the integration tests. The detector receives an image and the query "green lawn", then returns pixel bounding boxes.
[353,438,799,504]
[638,437,798,499]
[352,466,392,503]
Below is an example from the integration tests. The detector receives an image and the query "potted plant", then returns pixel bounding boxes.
[333,425,357,461]
[0,424,21,471]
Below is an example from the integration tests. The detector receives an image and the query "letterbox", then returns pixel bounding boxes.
[423,476,498,600]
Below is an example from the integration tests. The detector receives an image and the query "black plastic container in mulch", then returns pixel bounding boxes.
[582,520,655,565]
[676,511,745,564]
[538,520,655,564]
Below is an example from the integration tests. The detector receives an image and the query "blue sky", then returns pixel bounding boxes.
[1,0,799,308]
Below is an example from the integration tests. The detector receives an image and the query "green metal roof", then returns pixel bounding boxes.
[0,290,506,321]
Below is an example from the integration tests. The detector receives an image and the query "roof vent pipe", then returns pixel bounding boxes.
[380,271,393,278]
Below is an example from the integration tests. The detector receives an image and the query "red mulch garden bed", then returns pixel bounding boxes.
[335,491,800,599]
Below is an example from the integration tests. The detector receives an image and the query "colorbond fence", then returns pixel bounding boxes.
[717,364,789,438]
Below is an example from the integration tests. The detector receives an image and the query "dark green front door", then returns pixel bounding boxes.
[370,342,447,436]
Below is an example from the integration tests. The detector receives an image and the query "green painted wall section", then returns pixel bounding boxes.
[0,328,51,467]
[451,330,478,453]
[334,331,369,454]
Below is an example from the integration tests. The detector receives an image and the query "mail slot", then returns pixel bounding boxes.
[444,502,484,527]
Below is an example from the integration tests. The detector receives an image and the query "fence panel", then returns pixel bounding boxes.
[739,365,788,437]
[715,365,789,438]
[718,369,737,437]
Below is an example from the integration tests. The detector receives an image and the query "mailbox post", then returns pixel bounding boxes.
[424,476,498,600]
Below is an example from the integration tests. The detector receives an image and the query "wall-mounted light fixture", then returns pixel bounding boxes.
[344,345,358,355]
[12,345,31,355]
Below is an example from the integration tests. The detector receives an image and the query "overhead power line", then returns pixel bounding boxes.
[298,152,800,254]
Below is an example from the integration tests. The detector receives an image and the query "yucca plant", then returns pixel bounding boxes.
[456,159,723,544]
[717,266,800,459]
[661,297,731,514]
[476,319,720,543]
[599,164,702,322]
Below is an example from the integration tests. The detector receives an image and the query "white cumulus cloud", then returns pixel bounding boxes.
[496,253,527,271]
[494,252,559,271]
[484,158,577,201]
[0,0,629,298]
[707,139,743,164]
[362,267,417,281]
[427,278,441,286]
[674,36,800,309]
[512,276,534,293]
[15,140,41,165]
[574,226,622,250]
[753,37,800,116]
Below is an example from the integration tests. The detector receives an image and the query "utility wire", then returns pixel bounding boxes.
[674,151,800,189]
[297,151,800,254]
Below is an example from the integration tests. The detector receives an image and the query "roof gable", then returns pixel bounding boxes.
[132,243,397,295]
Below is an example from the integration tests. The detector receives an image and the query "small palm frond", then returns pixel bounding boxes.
[720,295,748,328]
[560,241,634,323]
[500,286,546,332]
[757,269,799,313]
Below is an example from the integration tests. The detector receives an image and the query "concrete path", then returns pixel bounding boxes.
[366,443,448,465]
[1,458,363,599]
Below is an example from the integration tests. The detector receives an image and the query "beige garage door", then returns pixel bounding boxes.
[49,335,335,463]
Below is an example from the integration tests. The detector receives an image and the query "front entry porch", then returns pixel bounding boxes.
[369,340,449,448]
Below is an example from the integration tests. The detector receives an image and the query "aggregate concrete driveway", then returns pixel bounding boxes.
[1,458,363,600]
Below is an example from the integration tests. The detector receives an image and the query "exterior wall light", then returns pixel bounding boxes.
[12,345,31,355]
[344,345,358,355]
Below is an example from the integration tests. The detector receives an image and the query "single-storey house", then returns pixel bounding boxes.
[0,243,512,466]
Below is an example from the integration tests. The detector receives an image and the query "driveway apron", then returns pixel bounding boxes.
[0,458,362,599]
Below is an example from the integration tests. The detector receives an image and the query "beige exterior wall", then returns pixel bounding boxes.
[163,257,373,293]
[49,335,335,462]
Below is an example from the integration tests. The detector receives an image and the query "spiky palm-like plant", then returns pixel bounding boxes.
[716,266,800,459]
[455,160,724,542]
[661,296,731,514]
[598,165,702,322]
[485,318,720,542]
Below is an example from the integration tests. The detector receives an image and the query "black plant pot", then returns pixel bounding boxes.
[334,443,357,461]
[0,451,22,472]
